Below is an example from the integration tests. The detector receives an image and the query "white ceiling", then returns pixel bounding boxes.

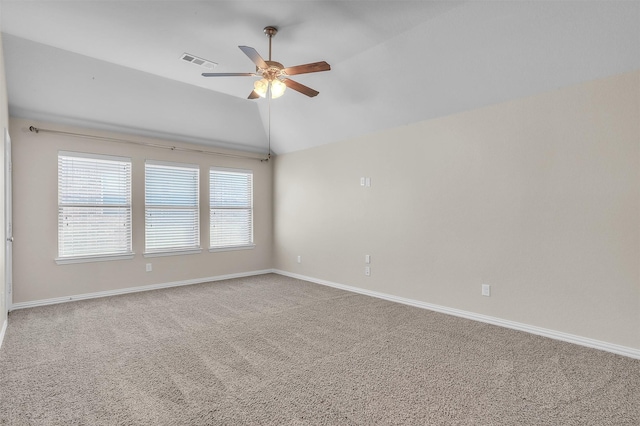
[1,1,639,155]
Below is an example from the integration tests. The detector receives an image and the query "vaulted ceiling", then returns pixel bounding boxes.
[1,1,638,155]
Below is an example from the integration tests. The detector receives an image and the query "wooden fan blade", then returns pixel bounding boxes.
[202,72,256,77]
[248,90,260,100]
[239,46,268,69]
[283,79,319,97]
[283,61,331,76]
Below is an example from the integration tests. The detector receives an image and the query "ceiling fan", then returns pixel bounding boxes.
[202,26,330,99]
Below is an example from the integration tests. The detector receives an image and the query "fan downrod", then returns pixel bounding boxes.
[263,26,278,61]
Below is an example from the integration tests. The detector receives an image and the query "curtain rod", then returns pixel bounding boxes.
[28,126,270,162]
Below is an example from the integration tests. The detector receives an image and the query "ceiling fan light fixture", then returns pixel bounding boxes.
[254,78,269,98]
[253,77,286,99]
[270,79,286,99]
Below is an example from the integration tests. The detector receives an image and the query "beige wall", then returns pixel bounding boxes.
[273,71,640,350]
[10,118,272,303]
[6,69,639,351]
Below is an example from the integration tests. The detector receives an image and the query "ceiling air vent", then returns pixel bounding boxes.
[180,53,217,70]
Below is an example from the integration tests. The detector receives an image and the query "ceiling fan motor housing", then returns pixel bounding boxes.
[263,61,285,80]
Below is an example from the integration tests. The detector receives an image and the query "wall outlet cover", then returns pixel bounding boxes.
[482,284,491,296]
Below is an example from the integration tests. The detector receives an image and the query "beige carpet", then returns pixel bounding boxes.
[0,273,638,425]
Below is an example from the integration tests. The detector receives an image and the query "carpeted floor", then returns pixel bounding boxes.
[0,273,638,425]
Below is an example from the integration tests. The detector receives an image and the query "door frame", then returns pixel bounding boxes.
[5,127,12,313]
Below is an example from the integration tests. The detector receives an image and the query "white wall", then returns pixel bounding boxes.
[273,71,640,350]
[10,118,272,303]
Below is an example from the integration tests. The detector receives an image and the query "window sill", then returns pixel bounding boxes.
[56,253,135,265]
[209,244,255,253]
[143,248,203,258]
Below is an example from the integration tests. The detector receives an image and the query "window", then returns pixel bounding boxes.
[210,167,254,250]
[145,161,200,255]
[57,152,132,263]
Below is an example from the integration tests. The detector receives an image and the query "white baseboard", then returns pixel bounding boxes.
[273,269,640,360]
[9,269,275,311]
[0,319,7,350]
[9,268,640,360]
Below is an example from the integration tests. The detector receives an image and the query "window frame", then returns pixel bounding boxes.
[209,166,255,252]
[56,151,134,265]
[144,160,202,257]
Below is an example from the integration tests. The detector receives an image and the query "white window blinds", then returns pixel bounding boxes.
[58,152,132,259]
[210,167,253,249]
[145,161,200,253]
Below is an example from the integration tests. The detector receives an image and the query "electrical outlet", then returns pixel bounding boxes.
[360,177,365,186]
[365,177,371,187]
[365,266,371,276]
[482,284,490,297]
[146,263,152,272]
[297,255,301,264]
